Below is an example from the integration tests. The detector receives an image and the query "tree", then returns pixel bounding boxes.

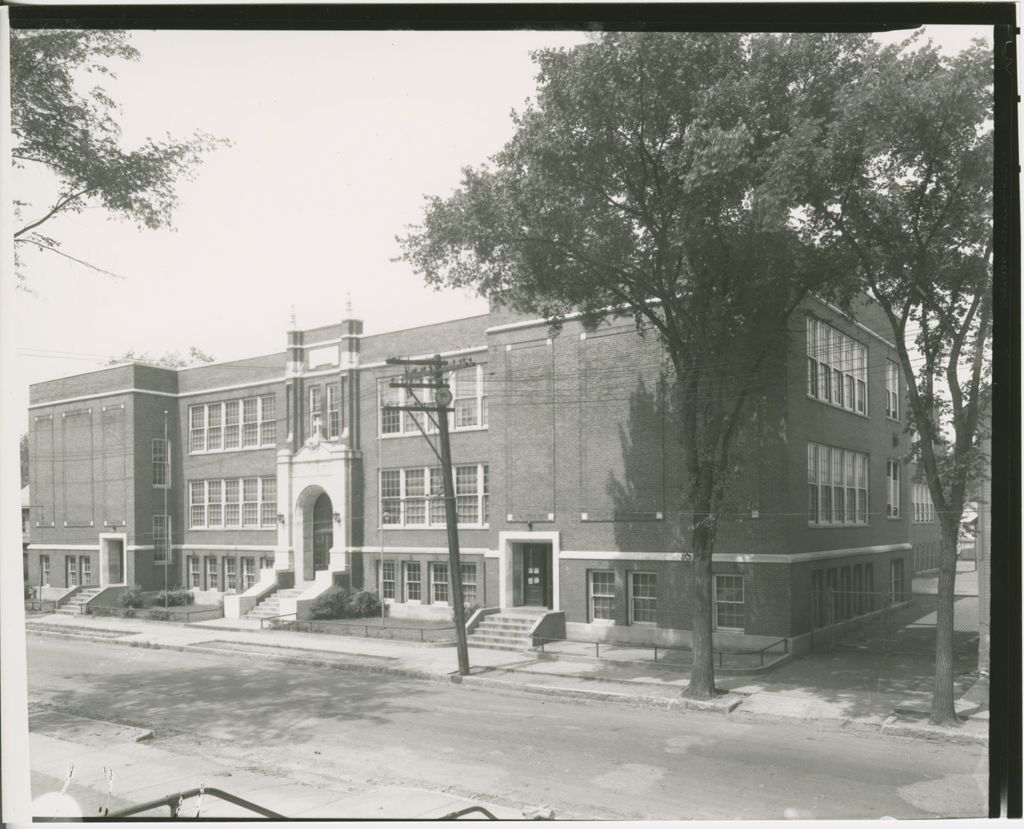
[399,32,868,699]
[20,433,29,489]
[774,36,993,724]
[105,346,216,368]
[10,29,228,284]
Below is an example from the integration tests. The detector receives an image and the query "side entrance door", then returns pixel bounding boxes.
[313,530,332,572]
[522,544,549,607]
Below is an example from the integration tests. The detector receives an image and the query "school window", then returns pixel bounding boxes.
[380,561,396,600]
[309,386,322,435]
[153,515,170,563]
[806,316,868,414]
[379,366,487,437]
[885,361,900,420]
[460,563,477,606]
[379,465,489,528]
[241,557,256,590]
[629,572,657,625]
[588,571,615,622]
[431,562,449,605]
[206,557,219,591]
[327,382,341,439]
[188,556,202,589]
[714,574,745,630]
[189,478,278,528]
[261,557,274,571]
[890,559,905,601]
[189,396,275,454]
[40,555,50,586]
[811,570,826,626]
[152,438,170,487]
[913,483,935,523]
[81,556,92,586]
[808,443,869,526]
[404,562,422,602]
[224,558,237,592]
[886,459,901,518]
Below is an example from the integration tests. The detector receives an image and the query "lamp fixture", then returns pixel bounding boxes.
[277,513,286,524]
[333,512,341,524]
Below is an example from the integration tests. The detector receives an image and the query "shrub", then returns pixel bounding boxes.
[155,588,194,607]
[122,607,136,618]
[344,590,382,619]
[121,586,145,609]
[309,586,350,620]
[146,608,170,621]
[24,582,33,600]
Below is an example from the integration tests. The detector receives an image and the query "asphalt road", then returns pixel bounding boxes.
[26,636,987,820]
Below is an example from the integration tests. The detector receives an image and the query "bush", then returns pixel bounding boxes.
[344,590,382,619]
[155,588,194,607]
[121,586,145,609]
[24,582,33,600]
[146,608,170,621]
[309,586,350,620]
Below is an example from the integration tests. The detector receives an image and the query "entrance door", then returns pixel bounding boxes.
[521,544,550,607]
[312,493,333,572]
[108,541,124,584]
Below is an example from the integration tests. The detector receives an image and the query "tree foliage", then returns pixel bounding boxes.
[10,29,229,282]
[776,35,993,724]
[105,346,216,368]
[399,32,872,698]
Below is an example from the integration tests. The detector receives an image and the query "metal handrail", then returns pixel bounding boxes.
[534,635,789,668]
[25,599,58,613]
[439,806,501,820]
[259,611,298,629]
[102,786,284,819]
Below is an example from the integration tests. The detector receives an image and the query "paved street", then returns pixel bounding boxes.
[27,636,986,820]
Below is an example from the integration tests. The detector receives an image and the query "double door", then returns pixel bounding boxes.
[517,543,551,608]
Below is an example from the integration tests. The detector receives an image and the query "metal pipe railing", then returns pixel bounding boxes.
[104,786,284,819]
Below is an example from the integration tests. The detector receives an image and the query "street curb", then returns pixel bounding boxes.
[30,708,154,743]
[534,650,794,676]
[879,715,989,746]
[452,673,743,714]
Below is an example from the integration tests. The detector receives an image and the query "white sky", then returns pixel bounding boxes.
[8,25,992,425]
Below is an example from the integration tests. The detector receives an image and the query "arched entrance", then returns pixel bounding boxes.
[312,492,333,573]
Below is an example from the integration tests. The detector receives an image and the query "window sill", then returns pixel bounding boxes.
[629,620,657,627]
[380,425,488,440]
[379,524,489,531]
[806,522,870,528]
[805,394,870,419]
[588,618,615,625]
[187,526,278,531]
[188,445,276,455]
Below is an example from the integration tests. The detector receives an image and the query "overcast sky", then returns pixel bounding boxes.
[9,25,991,424]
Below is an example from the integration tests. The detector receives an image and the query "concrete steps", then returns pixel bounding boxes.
[56,586,103,615]
[467,610,548,652]
[244,587,306,621]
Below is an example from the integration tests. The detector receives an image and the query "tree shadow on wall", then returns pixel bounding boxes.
[604,376,688,556]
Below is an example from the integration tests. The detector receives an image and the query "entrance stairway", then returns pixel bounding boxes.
[244,587,305,622]
[467,608,548,652]
[57,586,104,615]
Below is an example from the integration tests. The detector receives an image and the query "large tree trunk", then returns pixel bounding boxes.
[684,519,717,700]
[930,516,961,724]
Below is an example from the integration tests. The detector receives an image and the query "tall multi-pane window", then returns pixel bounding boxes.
[67,556,78,587]
[460,563,477,606]
[431,562,449,604]
[380,465,488,528]
[380,367,487,436]
[190,481,206,528]
[808,442,869,525]
[241,557,256,590]
[452,365,485,428]
[188,556,201,589]
[189,396,274,453]
[629,572,657,624]
[589,571,615,621]
[81,556,92,586]
[206,557,219,590]
[913,483,935,523]
[890,559,906,601]
[153,515,170,563]
[380,561,396,600]
[714,574,745,630]
[806,316,868,414]
[189,478,277,528]
[886,459,901,518]
[404,562,421,601]
[224,558,237,592]
[379,380,402,435]
[40,555,50,586]
[152,438,170,487]
[309,386,322,435]
[326,382,341,439]
[885,361,900,420]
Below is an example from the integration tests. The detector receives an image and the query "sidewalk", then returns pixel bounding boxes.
[25,611,989,744]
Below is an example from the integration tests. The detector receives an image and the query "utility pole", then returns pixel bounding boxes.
[385,354,473,676]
